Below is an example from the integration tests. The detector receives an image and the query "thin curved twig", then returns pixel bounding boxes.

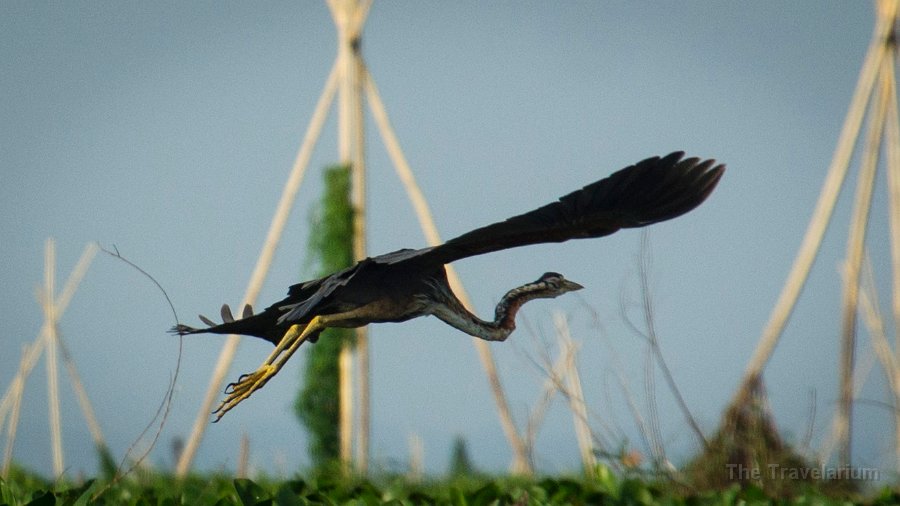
[91,244,183,500]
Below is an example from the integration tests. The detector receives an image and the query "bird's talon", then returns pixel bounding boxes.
[214,365,278,420]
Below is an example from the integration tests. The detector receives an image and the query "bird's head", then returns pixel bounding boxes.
[493,272,585,333]
[531,272,584,298]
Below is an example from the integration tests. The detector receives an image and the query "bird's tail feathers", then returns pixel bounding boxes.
[169,303,283,345]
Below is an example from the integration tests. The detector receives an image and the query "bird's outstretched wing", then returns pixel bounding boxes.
[174,152,723,337]
[418,151,724,265]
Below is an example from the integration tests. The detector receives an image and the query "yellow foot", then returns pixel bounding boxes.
[212,364,277,422]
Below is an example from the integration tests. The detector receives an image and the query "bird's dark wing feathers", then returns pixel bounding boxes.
[417,152,723,265]
[175,151,723,337]
[277,259,369,324]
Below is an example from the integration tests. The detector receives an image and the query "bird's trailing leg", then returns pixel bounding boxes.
[213,317,323,421]
[211,303,386,420]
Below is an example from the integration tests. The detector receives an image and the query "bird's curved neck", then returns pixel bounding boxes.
[430,281,544,342]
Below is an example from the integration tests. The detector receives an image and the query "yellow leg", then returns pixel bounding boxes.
[212,317,324,421]
[264,323,304,366]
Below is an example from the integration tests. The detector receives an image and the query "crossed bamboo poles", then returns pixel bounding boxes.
[0,240,103,479]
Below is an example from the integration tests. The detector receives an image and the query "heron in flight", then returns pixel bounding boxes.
[174,152,724,420]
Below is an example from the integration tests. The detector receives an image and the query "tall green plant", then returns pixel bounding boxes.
[295,165,355,467]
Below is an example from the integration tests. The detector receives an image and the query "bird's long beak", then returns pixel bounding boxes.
[563,279,584,291]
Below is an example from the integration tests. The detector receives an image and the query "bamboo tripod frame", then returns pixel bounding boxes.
[176,0,532,476]
[731,0,900,471]
[0,240,103,479]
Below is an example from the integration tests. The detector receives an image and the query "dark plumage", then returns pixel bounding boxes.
[175,151,724,419]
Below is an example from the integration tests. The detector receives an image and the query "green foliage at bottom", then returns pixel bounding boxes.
[447,437,478,478]
[0,463,891,506]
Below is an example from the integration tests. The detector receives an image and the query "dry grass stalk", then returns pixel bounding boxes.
[631,233,708,453]
[553,312,596,473]
[523,341,572,464]
[609,349,653,467]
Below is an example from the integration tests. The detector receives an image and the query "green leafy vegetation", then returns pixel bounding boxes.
[0,463,894,505]
[447,437,478,478]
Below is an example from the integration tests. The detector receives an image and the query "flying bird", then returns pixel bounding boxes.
[174,152,724,420]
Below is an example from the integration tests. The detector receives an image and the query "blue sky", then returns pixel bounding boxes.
[1,2,893,479]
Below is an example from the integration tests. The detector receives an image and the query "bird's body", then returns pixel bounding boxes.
[175,152,724,419]
[194,255,448,343]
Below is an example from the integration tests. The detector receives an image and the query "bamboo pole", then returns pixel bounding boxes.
[819,334,878,465]
[349,0,372,473]
[0,342,43,429]
[42,239,65,478]
[334,1,352,165]
[350,26,371,479]
[363,69,532,474]
[175,60,340,477]
[836,56,890,468]
[328,0,371,472]
[237,433,250,479]
[1,345,30,478]
[57,339,106,450]
[861,260,896,369]
[338,344,353,473]
[407,433,423,481]
[859,257,900,472]
[737,2,895,391]
[349,0,373,35]
[883,43,900,472]
[362,71,441,247]
[332,0,355,470]
[53,243,99,319]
